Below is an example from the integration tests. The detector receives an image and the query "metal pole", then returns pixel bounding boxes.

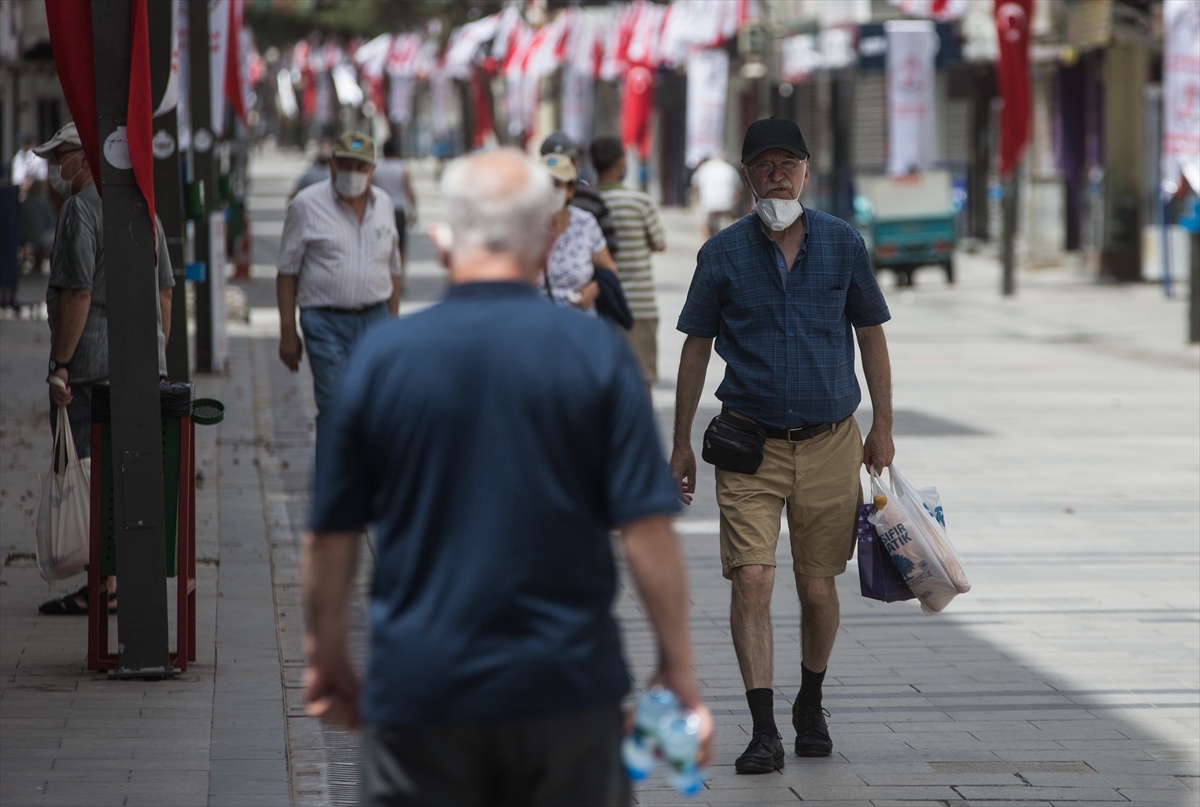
[1001,171,1018,297]
[187,0,215,373]
[92,0,173,676]
[149,0,189,381]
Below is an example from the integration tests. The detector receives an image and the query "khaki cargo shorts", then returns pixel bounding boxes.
[715,414,863,579]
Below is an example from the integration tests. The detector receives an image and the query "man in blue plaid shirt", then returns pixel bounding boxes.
[671,118,895,774]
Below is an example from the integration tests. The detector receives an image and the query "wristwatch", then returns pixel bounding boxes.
[48,358,66,373]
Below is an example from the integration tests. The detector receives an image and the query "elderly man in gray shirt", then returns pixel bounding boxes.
[276,131,403,434]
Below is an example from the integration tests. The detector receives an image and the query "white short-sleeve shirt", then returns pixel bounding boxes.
[277,181,401,310]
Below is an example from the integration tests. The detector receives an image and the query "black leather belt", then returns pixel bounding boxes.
[723,407,833,443]
[313,302,386,315]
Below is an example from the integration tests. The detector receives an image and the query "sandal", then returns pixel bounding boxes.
[37,586,118,615]
[38,585,89,615]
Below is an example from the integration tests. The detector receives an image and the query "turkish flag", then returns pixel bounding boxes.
[621,64,655,160]
[995,0,1033,178]
[45,0,156,240]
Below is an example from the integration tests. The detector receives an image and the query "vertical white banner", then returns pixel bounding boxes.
[1162,0,1200,194]
[208,0,230,137]
[886,20,938,176]
[685,48,729,169]
[562,66,594,146]
[388,75,414,125]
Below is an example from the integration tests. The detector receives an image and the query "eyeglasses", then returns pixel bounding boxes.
[746,157,806,177]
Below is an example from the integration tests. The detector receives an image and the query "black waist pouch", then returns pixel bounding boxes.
[702,413,766,474]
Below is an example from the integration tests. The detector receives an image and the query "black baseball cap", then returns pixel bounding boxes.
[540,131,580,159]
[741,118,809,165]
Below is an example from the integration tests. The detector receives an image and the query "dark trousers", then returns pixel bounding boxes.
[393,209,407,257]
[360,703,630,807]
[48,382,93,461]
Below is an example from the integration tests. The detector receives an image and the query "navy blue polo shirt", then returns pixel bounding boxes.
[677,210,890,429]
[309,281,680,726]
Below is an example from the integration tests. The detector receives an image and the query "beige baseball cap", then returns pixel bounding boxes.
[33,122,82,157]
[540,153,577,183]
[332,131,376,165]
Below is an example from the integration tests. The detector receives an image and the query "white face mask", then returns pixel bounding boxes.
[48,163,75,196]
[334,169,370,199]
[754,187,804,231]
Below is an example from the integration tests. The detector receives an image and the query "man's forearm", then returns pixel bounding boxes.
[621,515,693,676]
[301,530,360,661]
[857,325,893,427]
[277,274,299,335]
[388,275,403,316]
[160,289,173,347]
[673,336,712,448]
[51,289,91,363]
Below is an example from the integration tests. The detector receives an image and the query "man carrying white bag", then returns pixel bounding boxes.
[867,465,969,614]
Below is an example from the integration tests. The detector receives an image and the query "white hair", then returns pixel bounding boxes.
[440,148,561,269]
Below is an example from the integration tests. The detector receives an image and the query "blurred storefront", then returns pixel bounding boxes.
[1,0,68,168]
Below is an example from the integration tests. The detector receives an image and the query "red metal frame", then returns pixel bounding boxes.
[88,417,197,672]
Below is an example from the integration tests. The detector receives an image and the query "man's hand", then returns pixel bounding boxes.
[303,651,361,730]
[279,332,303,372]
[49,369,71,407]
[669,444,698,505]
[862,425,894,472]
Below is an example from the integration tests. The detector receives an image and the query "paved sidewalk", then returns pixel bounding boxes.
[2,148,1197,807]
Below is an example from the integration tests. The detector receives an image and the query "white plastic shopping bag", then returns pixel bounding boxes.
[35,405,91,581]
[867,465,969,614]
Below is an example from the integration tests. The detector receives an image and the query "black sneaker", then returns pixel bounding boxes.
[792,705,833,757]
[735,730,785,774]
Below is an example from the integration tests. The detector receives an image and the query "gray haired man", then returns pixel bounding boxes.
[301,148,712,805]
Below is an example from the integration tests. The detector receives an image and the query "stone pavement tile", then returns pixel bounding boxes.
[8,794,128,807]
[122,795,208,807]
[208,794,291,806]
[126,768,210,787]
[956,785,1127,801]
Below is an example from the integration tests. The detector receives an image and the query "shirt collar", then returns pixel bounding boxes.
[445,281,540,300]
[755,208,809,256]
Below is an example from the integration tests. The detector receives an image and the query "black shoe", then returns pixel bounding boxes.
[792,705,833,757]
[735,730,784,774]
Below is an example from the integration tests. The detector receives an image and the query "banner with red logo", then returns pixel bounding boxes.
[885,20,937,176]
[994,0,1032,178]
[1162,0,1200,194]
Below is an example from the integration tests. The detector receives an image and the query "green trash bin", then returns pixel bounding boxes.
[90,383,200,577]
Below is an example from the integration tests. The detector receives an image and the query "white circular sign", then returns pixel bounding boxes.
[194,128,213,153]
[103,127,132,170]
[152,130,176,159]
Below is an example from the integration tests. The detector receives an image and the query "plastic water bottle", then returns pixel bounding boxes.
[621,686,676,780]
[661,711,705,795]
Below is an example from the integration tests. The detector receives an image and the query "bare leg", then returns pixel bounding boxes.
[795,574,839,673]
[730,564,776,690]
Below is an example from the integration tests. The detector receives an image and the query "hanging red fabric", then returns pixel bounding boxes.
[128,0,156,235]
[44,0,100,193]
[225,0,247,124]
[994,0,1032,178]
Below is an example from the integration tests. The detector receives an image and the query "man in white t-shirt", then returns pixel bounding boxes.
[690,154,743,239]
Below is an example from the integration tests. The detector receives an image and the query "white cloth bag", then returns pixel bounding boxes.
[867,465,969,614]
[35,404,91,581]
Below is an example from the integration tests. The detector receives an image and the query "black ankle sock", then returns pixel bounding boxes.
[798,665,826,709]
[746,688,777,735]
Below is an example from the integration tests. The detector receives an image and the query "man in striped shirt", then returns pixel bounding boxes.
[591,136,666,385]
[277,131,402,436]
